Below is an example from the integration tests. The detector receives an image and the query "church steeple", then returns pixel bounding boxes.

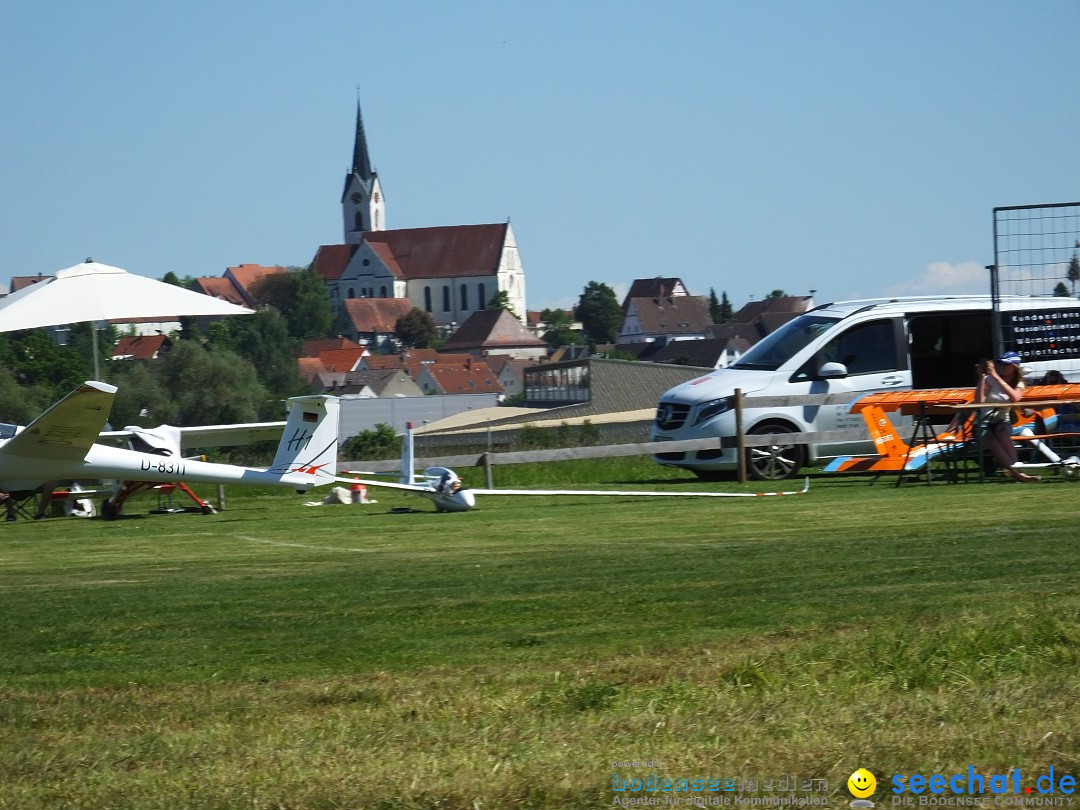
[351,100,375,183]
[341,97,385,241]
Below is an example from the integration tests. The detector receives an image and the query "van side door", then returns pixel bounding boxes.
[790,317,909,458]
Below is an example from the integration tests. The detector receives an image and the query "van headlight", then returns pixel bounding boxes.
[694,397,733,425]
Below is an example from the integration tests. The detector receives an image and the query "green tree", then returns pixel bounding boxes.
[0,330,87,392]
[768,289,786,298]
[486,289,516,317]
[104,359,172,429]
[576,281,622,344]
[540,308,582,350]
[217,309,303,398]
[153,340,272,424]
[66,321,118,379]
[249,266,333,340]
[718,291,733,322]
[395,308,438,349]
[343,423,399,460]
[0,366,57,424]
[1068,251,1080,296]
[1054,281,1071,297]
[708,288,722,322]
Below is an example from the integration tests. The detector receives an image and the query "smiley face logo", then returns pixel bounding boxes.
[848,768,876,798]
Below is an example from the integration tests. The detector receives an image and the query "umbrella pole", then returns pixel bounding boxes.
[92,323,101,380]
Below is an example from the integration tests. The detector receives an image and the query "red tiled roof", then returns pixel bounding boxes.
[193,277,247,306]
[112,334,170,361]
[225,263,287,294]
[421,360,502,394]
[342,298,414,334]
[317,347,367,372]
[362,223,507,280]
[312,244,357,281]
[301,337,364,357]
[362,350,473,378]
[298,356,328,383]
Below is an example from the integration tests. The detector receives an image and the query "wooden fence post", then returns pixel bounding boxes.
[735,388,746,483]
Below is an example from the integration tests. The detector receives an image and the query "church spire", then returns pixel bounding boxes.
[351,98,375,183]
[341,95,385,239]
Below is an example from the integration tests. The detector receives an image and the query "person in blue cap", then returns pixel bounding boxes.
[976,351,1040,482]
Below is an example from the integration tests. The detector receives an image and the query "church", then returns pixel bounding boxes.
[312,103,527,329]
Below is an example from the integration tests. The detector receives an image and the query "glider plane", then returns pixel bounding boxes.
[824,383,1080,475]
[340,423,809,512]
[0,381,339,518]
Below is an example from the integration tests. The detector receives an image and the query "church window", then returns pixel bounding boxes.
[362,258,370,267]
[379,286,387,298]
[460,284,469,311]
[478,283,486,309]
[347,288,355,299]
[354,211,364,229]
[424,286,432,312]
[442,286,451,312]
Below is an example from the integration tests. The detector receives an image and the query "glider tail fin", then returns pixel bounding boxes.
[862,404,910,459]
[400,422,416,485]
[268,395,340,486]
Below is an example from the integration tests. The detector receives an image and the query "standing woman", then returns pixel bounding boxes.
[977,351,1040,482]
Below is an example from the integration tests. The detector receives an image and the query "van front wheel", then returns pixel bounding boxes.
[746,423,805,481]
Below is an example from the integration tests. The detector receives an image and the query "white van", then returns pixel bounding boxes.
[651,296,1080,480]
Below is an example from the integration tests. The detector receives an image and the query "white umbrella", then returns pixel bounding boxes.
[0,259,254,377]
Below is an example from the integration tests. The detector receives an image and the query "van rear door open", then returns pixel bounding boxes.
[908,312,991,390]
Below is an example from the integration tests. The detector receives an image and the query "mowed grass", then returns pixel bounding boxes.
[2,460,1080,808]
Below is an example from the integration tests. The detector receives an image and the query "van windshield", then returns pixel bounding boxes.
[732,314,840,371]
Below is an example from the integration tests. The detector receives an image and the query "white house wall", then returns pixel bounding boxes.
[328,226,527,325]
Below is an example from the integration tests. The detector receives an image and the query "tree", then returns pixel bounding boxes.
[539,308,582,350]
[0,366,57,425]
[708,288,721,323]
[152,340,272,424]
[66,321,118,378]
[1068,251,1080,296]
[0,330,87,392]
[1054,281,1071,297]
[768,289,786,298]
[486,289,516,318]
[215,309,303,398]
[718,291,733,323]
[250,266,333,340]
[576,281,622,344]
[395,308,437,349]
[343,423,399,460]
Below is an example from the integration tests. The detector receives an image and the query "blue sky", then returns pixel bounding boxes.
[2,1,1078,312]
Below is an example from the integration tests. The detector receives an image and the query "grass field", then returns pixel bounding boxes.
[2,458,1080,809]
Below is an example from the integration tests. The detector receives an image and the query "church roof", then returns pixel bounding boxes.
[341,298,414,334]
[351,101,375,182]
[312,244,358,282]
[362,223,508,280]
[439,309,548,352]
